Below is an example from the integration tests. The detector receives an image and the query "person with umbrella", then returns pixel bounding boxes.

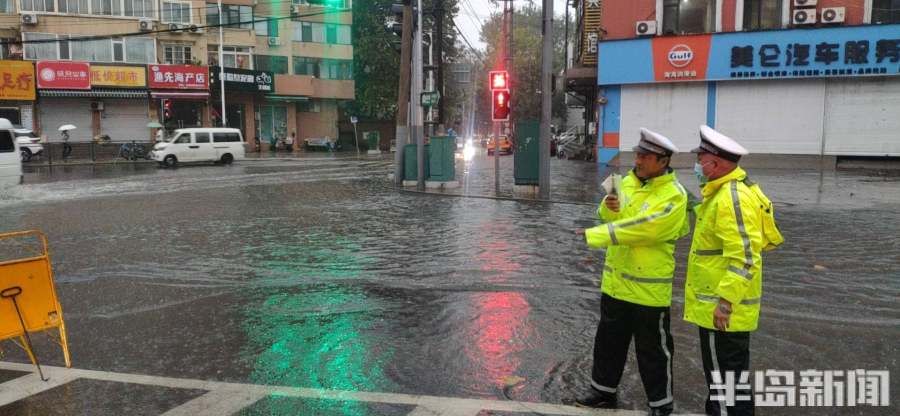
[58,124,76,160]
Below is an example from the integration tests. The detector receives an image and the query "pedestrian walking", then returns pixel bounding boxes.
[61,130,72,160]
[575,128,690,416]
[285,132,295,152]
[685,125,783,416]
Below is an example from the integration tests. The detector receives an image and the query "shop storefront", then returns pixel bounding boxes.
[209,66,273,142]
[0,60,36,131]
[36,61,150,142]
[148,64,209,131]
[597,24,900,160]
[91,65,151,141]
[36,61,93,141]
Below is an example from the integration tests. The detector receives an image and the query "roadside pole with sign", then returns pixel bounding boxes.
[350,116,359,157]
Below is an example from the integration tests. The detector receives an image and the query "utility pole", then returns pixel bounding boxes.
[539,0,553,199]
[394,1,413,186]
[217,0,226,127]
[413,0,425,191]
[435,0,444,131]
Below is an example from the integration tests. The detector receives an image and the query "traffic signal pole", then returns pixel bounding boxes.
[394,1,413,186]
[414,0,426,191]
[539,0,552,199]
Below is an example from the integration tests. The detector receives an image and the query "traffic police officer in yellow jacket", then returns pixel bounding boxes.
[687,125,783,416]
[575,128,689,416]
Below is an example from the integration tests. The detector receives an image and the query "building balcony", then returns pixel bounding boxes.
[273,74,354,100]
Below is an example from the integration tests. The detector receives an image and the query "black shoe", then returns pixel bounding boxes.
[574,388,617,409]
[648,403,674,416]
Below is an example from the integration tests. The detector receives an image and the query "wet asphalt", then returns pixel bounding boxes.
[0,149,897,415]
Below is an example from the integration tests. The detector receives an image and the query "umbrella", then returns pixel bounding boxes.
[147,121,163,129]
[58,124,76,131]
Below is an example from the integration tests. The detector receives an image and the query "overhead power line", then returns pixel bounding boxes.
[1,8,348,46]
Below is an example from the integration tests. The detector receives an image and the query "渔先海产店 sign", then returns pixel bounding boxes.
[0,60,36,100]
[210,67,274,93]
[36,61,91,90]
[598,24,900,85]
[148,64,208,90]
[91,65,147,88]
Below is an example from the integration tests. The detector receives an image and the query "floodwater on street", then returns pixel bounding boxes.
[0,150,897,415]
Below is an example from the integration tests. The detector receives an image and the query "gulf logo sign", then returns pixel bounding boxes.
[651,35,711,82]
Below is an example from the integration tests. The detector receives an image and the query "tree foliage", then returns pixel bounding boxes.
[476,5,569,129]
[348,0,466,123]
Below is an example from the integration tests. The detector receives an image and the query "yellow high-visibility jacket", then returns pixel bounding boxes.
[585,170,689,307]
[684,167,766,332]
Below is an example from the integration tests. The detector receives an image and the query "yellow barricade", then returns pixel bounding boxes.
[0,230,71,371]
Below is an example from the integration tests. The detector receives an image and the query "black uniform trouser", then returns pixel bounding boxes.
[699,327,754,416]
[591,293,674,408]
[62,142,72,158]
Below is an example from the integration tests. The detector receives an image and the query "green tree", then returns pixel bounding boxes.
[476,5,569,128]
[347,0,465,123]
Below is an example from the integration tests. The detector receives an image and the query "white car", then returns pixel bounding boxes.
[14,129,44,162]
[151,127,246,167]
[0,119,23,186]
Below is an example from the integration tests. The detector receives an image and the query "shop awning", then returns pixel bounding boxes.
[264,95,310,102]
[150,91,210,100]
[39,89,148,99]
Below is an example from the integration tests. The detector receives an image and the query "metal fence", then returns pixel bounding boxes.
[23,141,156,165]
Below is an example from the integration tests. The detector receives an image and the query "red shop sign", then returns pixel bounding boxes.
[36,61,91,90]
[148,64,208,90]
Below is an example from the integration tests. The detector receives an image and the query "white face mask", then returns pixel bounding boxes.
[694,162,710,185]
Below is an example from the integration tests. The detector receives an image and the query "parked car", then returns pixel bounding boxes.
[0,118,22,186]
[487,136,513,155]
[150,128,245,167]
[14,129,44,162]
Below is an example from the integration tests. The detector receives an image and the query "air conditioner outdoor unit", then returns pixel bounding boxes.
[139,18,154,31]
[793,0,817,6]
[821,7,845,23]
[21,13,38,25]
[792,9,817,25]
[268,37,281,46]
[90,101,104,111]
[187,24,204,34]
[168,23,182,32]
[291,5,303,15]
[635,20,657,36]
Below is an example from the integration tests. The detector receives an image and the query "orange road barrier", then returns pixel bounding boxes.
[0,230,71,376]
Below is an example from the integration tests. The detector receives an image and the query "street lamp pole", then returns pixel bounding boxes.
[217,0,227,127]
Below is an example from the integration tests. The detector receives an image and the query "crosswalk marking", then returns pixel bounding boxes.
[0,370,78,407]
[0,361,699,415]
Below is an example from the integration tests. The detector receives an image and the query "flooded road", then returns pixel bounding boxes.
[0,152,897,415]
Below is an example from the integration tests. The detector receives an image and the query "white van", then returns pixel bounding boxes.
[151,128,245,167]
[0,118,23,186]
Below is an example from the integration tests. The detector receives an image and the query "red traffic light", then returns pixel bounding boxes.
[492,90,510,121]
[489,70,508,90]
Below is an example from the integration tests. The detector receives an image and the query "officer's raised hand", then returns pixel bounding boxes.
[604,195,620,212]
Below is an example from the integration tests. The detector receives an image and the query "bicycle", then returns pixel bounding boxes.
[118,142,150,161]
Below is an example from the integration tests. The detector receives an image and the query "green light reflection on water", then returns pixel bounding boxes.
[238,232,393,415]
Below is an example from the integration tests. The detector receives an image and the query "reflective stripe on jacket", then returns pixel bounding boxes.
[585,170,689,307]
[684,166,764,332]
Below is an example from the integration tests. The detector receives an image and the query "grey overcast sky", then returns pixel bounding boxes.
[453,0,570,51]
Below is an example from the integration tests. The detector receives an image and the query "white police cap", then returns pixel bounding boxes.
[633,127,678,156]
[692,125,748,162]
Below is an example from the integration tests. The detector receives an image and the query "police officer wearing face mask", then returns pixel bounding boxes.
[575,128,690,416]
[686,125,783,416]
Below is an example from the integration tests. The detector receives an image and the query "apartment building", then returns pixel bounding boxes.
[0,0,354,148]
[567,0,900,164]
